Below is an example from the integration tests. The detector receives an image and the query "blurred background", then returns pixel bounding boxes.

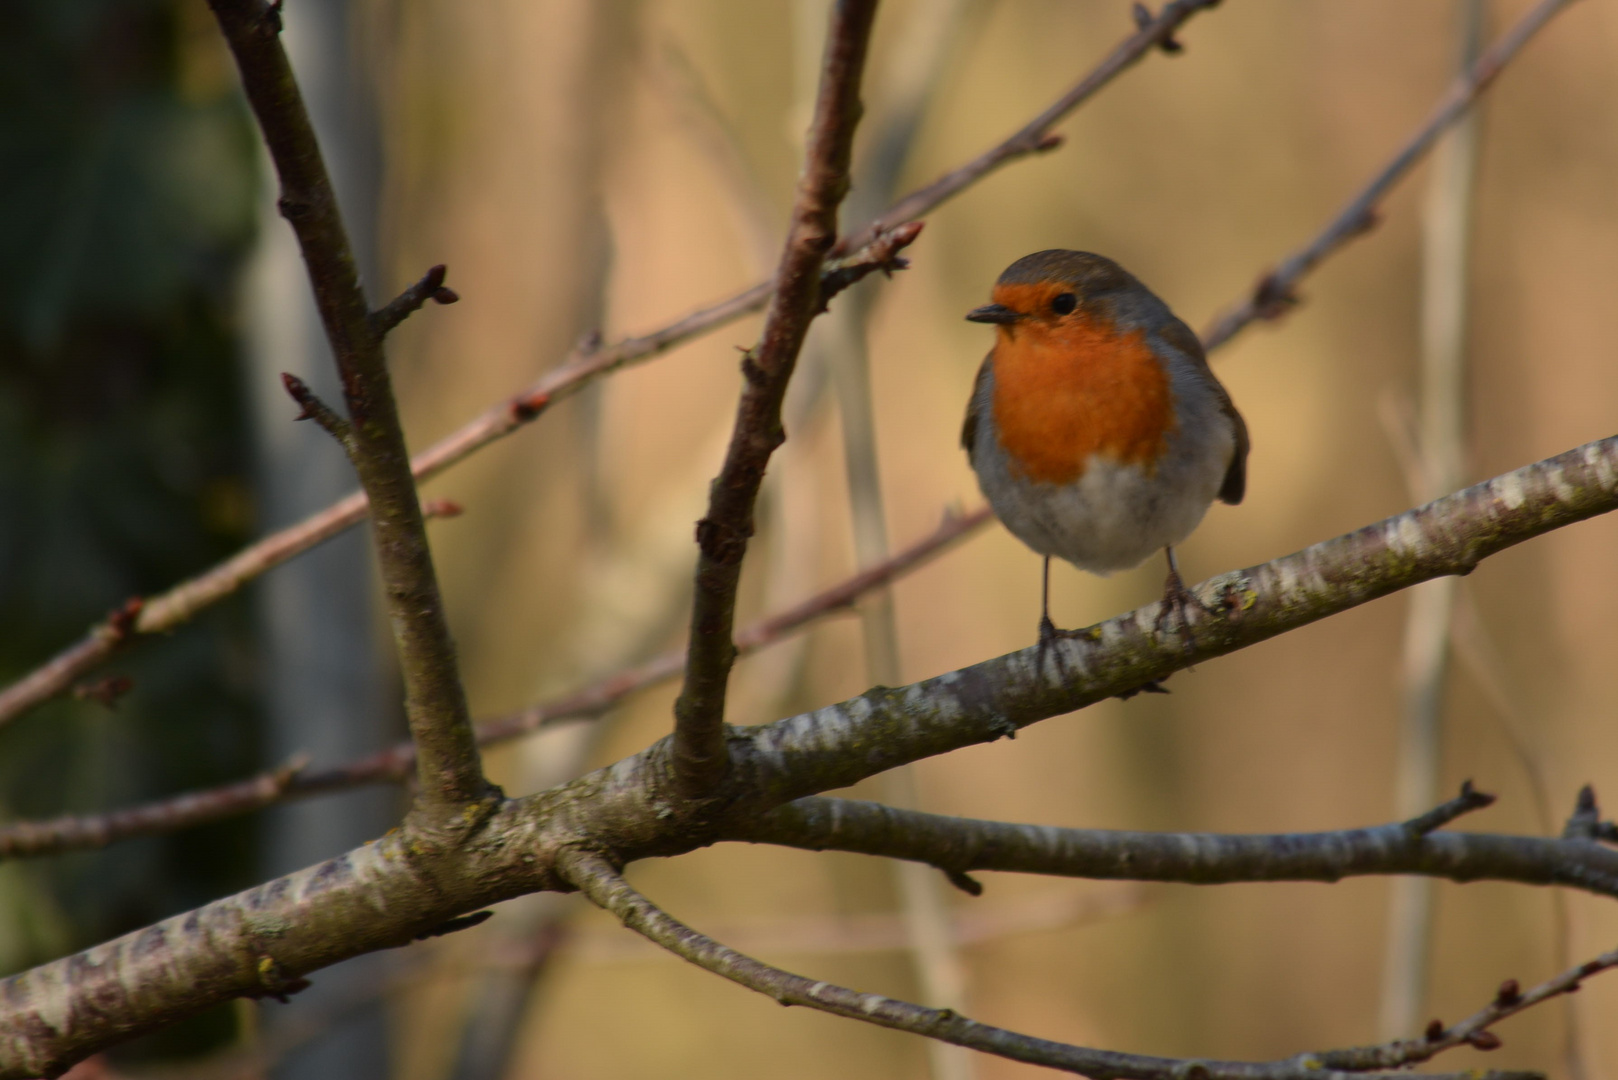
[3,0,1618,1078]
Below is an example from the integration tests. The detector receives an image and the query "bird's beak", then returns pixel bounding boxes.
[965,303,1022,325]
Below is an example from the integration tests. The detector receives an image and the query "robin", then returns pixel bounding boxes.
[962,249,1248,645]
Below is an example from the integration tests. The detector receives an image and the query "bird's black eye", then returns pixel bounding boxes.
[1050,292,1078,316]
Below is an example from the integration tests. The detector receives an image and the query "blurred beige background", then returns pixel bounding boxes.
[320,0,1618,1076]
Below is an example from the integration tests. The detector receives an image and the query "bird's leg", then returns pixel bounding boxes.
[1038,555,1059,646]
[1154,546,1208,643]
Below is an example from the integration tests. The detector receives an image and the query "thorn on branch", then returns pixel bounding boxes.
[422,498,465,520]
[94,596,145,643]
[72,675,134,710]
[1133,3,1185,53]
[415,910,494,940]
[370,264,460,337]
[281,373,356,451]
[1560,784,1618,841]
[1405,779,1495,836]
[817,221,925,309]
[1250,269,1301,323]
[943,869,983,896]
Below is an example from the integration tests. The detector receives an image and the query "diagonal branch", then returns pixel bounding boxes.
[1201,0,1576,349]
[0,506,990,858]
[559,848,1541,1080]
[670,0,881,796]
[205,0,490,814]
[0,0,1228,731]
[837,0,1219,256]
[733,784,1618,901]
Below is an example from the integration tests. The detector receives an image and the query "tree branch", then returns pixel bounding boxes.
[4,432,1618,1073]
[0,757,307,859]
[671,0,880,796]
[205,0,490,814]
[1200,0,1576,349]
[733,784,1618,901]
[0,0,1228,731]
[559,848,1542,1080]
[0,506,990,858]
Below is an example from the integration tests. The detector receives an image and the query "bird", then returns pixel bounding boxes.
[961,249,1248,647]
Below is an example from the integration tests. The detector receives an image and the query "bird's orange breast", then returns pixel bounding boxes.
[989,297,1174,485]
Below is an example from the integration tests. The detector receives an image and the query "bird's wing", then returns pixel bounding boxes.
[961,351,993,456]
[1159,318,1249,505]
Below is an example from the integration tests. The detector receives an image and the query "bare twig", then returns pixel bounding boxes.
[1200,0,1577,350]
[0,0,1226,731]
[206,0,490,813]
[736,784,1618,900]
[837,0,1220,255]
[560,849,1540,1080]
[671,0,881,795]
[369,263,459,337]
[0,758,307,859]
[0,508,991,857]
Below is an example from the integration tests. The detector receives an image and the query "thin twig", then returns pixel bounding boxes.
[369,263,460,337]
[0,758,307,859]
[1201,0,1577,349]
[0,0,1225,731]
[670,0,881,795]
[206,0,490,813]
[837,0,1220,255]
[0,508,991,857]
[560,849,1541,1080]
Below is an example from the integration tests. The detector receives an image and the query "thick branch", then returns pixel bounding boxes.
[0,0,1225,730]
[206,0,489,812]
[560,849,1538,1080]
[734,786,1618,900]
[4,434,1617,1072]
[671,0,880,795]
[1201,0,1576,349]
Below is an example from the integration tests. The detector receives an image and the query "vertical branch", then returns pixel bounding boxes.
[206,0,491,814]
[1378,0,1484,1042]
[670,0,882,795]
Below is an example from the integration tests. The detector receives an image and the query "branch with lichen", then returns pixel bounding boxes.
[4,431,1618,1075]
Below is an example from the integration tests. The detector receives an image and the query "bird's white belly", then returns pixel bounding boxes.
[973,437,1229,575]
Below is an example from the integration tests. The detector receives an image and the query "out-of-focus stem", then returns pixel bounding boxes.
[801,2,982,1078]
[1379,0,1483,1043]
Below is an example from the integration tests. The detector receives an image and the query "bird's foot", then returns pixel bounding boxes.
[1154,567,1211,649]
[1035,614,1076,682]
